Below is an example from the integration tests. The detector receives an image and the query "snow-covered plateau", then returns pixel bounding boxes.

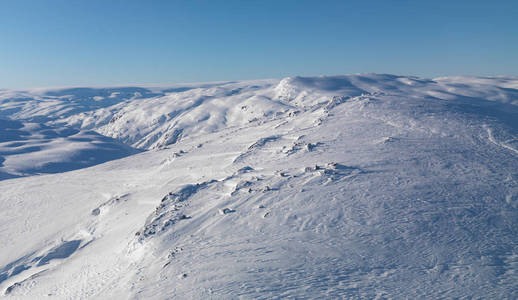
[0,74,517,299]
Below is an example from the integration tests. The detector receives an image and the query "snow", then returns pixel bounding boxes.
[0,118,141,179]
[0,74,517,298]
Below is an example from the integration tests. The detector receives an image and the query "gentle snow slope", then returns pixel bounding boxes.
[0,118,140,179]
[0,74,517,299]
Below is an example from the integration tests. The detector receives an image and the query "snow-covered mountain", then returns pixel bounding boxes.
[0,74,517,298]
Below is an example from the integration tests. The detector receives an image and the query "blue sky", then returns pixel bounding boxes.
[1,0,517,88]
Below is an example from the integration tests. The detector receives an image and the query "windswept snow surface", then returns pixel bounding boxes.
[0,74,517,298]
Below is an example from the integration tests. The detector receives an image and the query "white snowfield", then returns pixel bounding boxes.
[0,74,517,299]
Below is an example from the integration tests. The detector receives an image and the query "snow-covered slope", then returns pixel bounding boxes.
[0,74,517,298]
[0,118,141,179]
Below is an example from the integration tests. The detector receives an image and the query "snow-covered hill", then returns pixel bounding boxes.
[0,118,140,180]
[0,74,517,298]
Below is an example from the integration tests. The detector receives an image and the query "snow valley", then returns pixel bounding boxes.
[0,74,517,298]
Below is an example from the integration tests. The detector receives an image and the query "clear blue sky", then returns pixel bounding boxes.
[1,0,517,88]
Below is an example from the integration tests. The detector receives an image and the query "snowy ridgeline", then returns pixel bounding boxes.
[0,74,517,298]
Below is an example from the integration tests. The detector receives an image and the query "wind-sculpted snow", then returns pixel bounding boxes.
[0,74,517,298]
[138,182,216,240]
